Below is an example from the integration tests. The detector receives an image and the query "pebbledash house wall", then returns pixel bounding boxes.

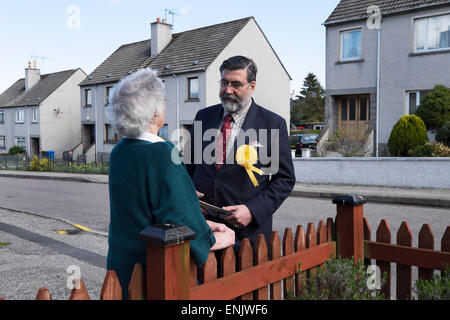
[325,5,450,154]
[40,69,85,158]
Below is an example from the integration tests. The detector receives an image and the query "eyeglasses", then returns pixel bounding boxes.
[219,80,250,89]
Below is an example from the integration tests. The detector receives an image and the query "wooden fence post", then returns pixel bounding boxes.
[140,224,196,300]
[332,195,366,264]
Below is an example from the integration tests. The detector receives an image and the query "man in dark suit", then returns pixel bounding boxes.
[185,56,296,251]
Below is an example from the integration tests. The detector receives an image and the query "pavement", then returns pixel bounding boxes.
[0,169,449,300]
[1,169,449,208]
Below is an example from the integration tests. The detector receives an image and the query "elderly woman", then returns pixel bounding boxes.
[106,68,234,298]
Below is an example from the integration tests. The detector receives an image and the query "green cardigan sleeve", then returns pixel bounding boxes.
[148,141,216,266]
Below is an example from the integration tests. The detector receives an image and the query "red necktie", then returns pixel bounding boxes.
[216,114,233,170]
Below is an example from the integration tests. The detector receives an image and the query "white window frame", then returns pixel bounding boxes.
[339,28,363,61]
[413,12,450,53]
[188,77,199,100]
[15,109,24,123]
[0,136,5,149]
[405,91,421,115]
[405,89,431,115]
[15,136,26,148]
[0,110,4,123]
[32,108,38,123]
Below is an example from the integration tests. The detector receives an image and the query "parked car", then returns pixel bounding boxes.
[290,134,318,156]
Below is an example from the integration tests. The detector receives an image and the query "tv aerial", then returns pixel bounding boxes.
[165,9,179,30]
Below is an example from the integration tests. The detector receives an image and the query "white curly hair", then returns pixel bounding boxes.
[106,68,165,137]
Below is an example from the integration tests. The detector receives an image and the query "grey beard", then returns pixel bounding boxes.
[222,100,241,113]
[221,95,251,113]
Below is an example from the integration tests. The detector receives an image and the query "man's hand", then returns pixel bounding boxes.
[196,191,204,198]
[222,204,253,229]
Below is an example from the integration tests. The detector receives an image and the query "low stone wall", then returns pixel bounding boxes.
[293,157,450,189]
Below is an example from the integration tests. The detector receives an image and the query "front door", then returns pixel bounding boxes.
[337,95,371,137]
[30,138,40,157]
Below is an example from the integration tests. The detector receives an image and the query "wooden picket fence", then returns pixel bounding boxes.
[1,194,449,300]
[363,217,450,300]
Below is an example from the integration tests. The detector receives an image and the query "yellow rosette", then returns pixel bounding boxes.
[236,145,263,187]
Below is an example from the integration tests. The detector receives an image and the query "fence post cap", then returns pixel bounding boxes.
[140,224,196,247]
[332,194,366,206]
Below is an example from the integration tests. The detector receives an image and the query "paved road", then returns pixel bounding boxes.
[0,177,110,232]
[1,176,448,248]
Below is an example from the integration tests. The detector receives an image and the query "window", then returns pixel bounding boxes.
[15,137,26,148]
[104,124,119,143]
[0,136,5,149]
[32,108,38,123]
[0,111,4,123]
[188,77,199,100]
[105,86,113,106]
[414,14,450,52]
[85,89,92,107]
[15,109,24,123]
[340,29,362,61]
[360,97,370,121]
[406,90,431,115]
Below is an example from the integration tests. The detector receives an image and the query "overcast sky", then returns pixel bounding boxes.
[0,0,340,94]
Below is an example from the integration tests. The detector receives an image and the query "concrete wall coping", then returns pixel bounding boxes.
[293,157,450,162]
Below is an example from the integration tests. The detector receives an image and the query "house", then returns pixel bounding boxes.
[78,16,291,161]
[0,62,87,159]
[324,0,450,155]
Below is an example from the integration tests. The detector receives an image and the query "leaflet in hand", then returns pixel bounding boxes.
[199,200,234,219]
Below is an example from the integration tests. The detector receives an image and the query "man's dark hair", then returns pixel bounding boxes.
[220,56,258,83]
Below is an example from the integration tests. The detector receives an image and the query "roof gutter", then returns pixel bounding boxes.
[159,67,206,77]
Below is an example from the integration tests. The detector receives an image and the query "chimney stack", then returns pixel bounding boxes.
[151,18,172,57]
[25,60,41,91]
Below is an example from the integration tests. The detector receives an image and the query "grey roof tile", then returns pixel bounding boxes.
[79,17,253,85]
[325,0,450,25]
[79,39,151,86]
[142,17,252,76]
[0,69,79,108]
[0,79,25,107]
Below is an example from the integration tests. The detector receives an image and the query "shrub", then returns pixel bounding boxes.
[388,115,428,156]
[297,256,386,300]
[414,267,450,300]
[409,142,450,157]
[30,156,51,172]
[436,121,450,147]
[325,129,370,157]
[416,85,450,130]
[8,145,25,155]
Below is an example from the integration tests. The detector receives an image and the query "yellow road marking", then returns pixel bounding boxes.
[73,224,91,232]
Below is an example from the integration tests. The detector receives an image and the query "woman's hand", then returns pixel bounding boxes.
[208,221,235,251]
[206,220,227,232]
